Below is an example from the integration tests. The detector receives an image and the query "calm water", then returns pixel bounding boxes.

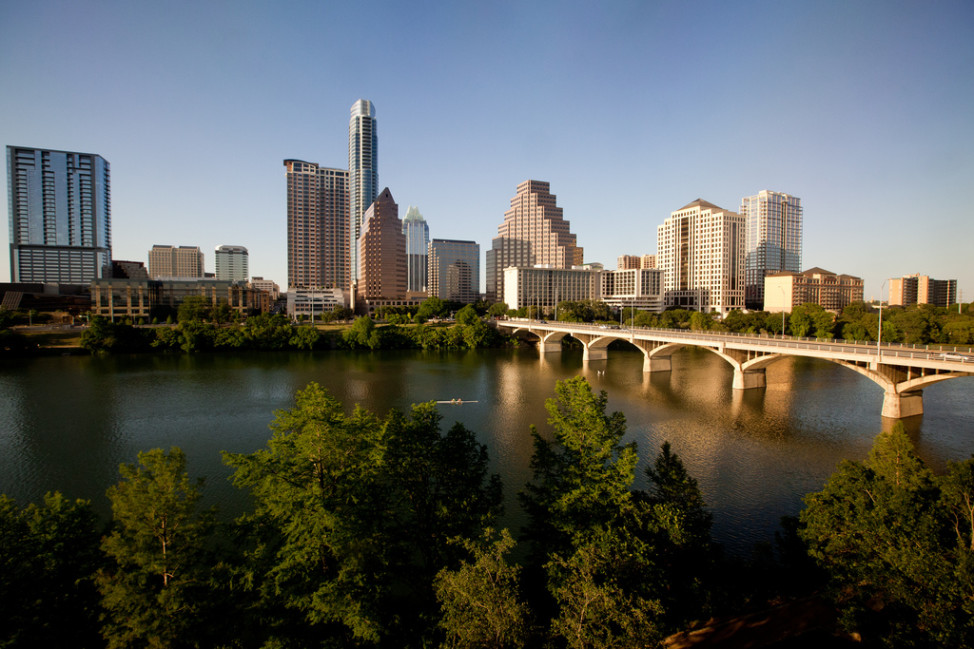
[1,347,972,555]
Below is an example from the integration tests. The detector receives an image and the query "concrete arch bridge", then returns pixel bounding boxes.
[494,319,974,419]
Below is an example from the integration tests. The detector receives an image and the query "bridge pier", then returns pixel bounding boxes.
[882,390,923,419]
[539,341,561,354]
[733,368,767,390]
[583,346,608,362]
[643,355,671,373]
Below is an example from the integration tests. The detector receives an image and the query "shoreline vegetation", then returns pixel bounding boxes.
[2,376,971,648]
[2,298,973,357]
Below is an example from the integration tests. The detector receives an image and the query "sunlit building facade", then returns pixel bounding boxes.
[349,99,377,286]
[657,199,745,313]
[356,188,406,307]
[889,274,957,307]
[148,245,204,279]
[284,159,349,290]
[486,180,583,302]
[214,245,249,282]
[7,146,111,283]
[741,190,802,310]
[764,267,863,313]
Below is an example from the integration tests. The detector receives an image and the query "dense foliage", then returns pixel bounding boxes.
[2,377,971,647]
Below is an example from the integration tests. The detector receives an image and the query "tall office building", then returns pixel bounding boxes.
[148,245,204,278]
[284,159,349,289]
[657,199,745,313]
[349,99,377,287]
[357,188,406,305]
[740,190,802,310]
[428,239,480,303]
[485,180,583,302]
[402,206,429,293]
[215,245,249,282]
[7,146,111,283]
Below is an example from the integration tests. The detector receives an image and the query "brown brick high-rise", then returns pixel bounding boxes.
[356,188,406,307]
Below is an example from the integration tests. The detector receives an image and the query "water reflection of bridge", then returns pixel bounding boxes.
[495,319,974,419]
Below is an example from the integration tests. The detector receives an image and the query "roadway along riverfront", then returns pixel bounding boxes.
[495,319,974,419]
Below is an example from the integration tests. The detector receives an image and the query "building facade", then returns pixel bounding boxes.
[348,99,377,286]
[486,180,583,303]
[764,267,863,313]
[148,245,204,279]
[402,206,430,294]
[617,254,657,271]
[503,266,601,314]
[7,146,111,283]
[889,274,957,307]
[90,278,260,321]
[356,188,406,308]
[286,287,346,319]
[428,239,480,303]
[602,267,664,312]
[284,159,349,290]
[215,245,249,282]
[657,199,745,313]
[740,190,802,310]
[250,277,280,301]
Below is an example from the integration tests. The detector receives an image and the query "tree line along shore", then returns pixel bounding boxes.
[2,297,973,356]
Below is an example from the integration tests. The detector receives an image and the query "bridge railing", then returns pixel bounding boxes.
[498,319,974,362]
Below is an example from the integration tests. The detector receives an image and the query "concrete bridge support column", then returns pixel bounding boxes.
[643,355,672,373]
[583,345,608,362]
[539,341,561,354]
[733,367,767,390]
[882,390,923,419]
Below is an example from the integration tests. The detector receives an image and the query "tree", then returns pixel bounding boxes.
[177,295,211,323]
[343,315,379,349]
[98,447,215,649]
[487,302,509,318]
[416,297,448,322]
[435,528,529,649]
[0,492,104,648]
[799,424,974,647]
[225,383,502,646]
[455,304,479,326]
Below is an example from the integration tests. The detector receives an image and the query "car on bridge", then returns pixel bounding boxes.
[941,352,972,362]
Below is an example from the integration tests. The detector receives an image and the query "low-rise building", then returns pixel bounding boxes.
[286,287,347,319]
[90,278,261,321]
[502,265,663,314]
[763,267,863,313]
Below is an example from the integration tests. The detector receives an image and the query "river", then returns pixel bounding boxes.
[1,347,971,555]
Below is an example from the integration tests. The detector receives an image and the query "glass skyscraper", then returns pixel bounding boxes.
[402,206,429,293]
[348,99,377,287]
[429,239,480,303]
[7,146,111,283]
[740,190,802,310]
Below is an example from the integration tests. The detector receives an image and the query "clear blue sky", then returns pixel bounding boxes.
[2,0,972,302]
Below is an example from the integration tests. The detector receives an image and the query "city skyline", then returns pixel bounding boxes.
[2,1,972,302]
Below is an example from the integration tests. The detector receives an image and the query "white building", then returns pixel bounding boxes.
[215,245,249,282]
[657,199,745,314]
[287,287,347,319]
[502,266,663,314]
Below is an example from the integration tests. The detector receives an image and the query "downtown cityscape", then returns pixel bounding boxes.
[1,2,973,648]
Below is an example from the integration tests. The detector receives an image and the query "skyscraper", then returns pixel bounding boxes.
[428,239,480,303]
[657,199,745,313]
[284,159,349,290]
[215,245,249,282]
[7,146,111,283]
[402,206,429,293]
[348,99,377,287]
[740,190,802,310]
[356,188,406,306]
[485,180,583,302]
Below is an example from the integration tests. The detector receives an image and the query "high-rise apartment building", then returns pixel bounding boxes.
[349,99,377,286]
[214,245,249,282]
[889,274,957,307]
[7,146,111,283]
[657,199,745,313]
[402,206,430,294]
[617,254,656,270]
[428,239,480,303]
[740,190,802,310]
[284,159,349,289]
[356,188,406,306]
[485,180,583,302]
[148,245,204,279]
